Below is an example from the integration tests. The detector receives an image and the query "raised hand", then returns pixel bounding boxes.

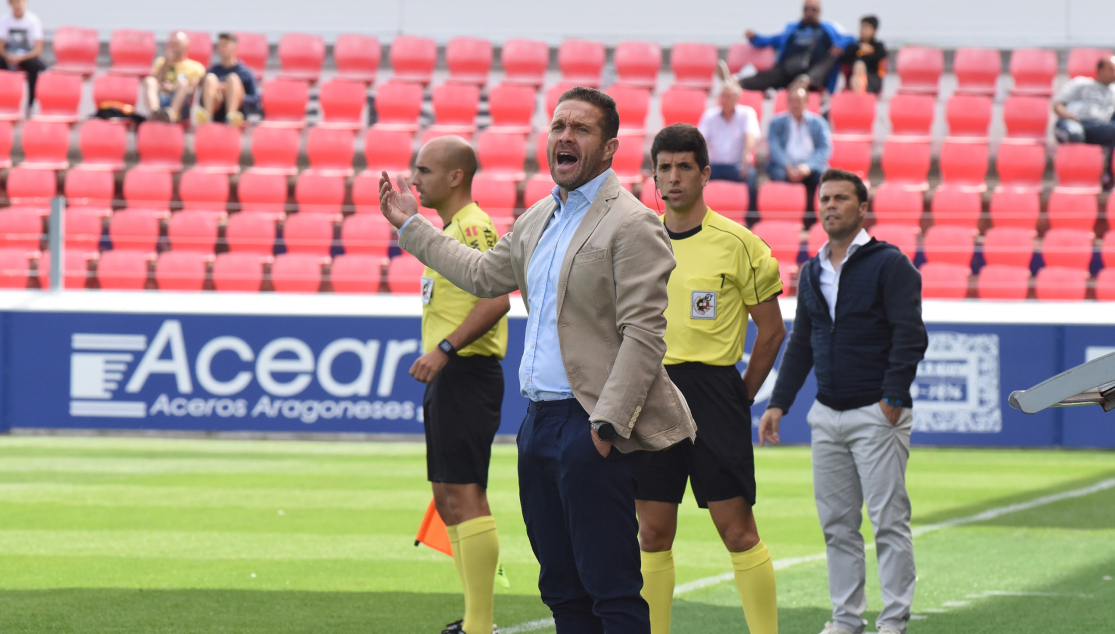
[379,171,419,229]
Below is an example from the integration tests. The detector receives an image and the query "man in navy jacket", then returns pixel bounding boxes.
[741,0,855,93]
[759,169,927,634]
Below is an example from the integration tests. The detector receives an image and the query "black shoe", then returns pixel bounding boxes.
[440,620,463,634]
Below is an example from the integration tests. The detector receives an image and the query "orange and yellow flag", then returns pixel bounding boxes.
[414,498,453,556]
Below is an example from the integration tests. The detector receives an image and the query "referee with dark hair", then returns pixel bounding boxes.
[636,124,786,634]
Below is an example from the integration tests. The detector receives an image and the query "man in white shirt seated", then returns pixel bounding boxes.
[1053,56,1115,191]
[0,0,46,113]
[766,86,832,219]
[698,82,761,212]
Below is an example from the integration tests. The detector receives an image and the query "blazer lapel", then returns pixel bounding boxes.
[555,173,621,317]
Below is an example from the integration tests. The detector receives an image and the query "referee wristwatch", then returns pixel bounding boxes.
[591,421,617,441]
[437,339,457,356]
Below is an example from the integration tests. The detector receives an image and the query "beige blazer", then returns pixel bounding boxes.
[398,171,696,452]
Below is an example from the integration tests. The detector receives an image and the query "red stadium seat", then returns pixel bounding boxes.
[896,46,943,94]
[238,171,289,218]
[136,121,184,172]
[938,141,989,192]
[92,73,139,110]
[953,48,1000,96]
[608,85,650,137]
[79,117,129,172]
[704,181,750,222]
[446,37,493,86]
[318,79,367,131]
[738,90,765,127]
[982,227,1035,267]
[109,210,160,253]
[750,221,802,264]
[526,174,557,206]
[919,262,971,299]
[5,167,56,216]
[888,94,935,142]
[614,41,662,90]
[558,39,606,86]
[726,42,775,75]
[807,222,828,257]
[1098,269,1115,301]
[61,207,103,255]
[545,82,578,119]
[249,126,299,177]
[51,27,99,77]
[994,143,1046,193]
[1109,195,1115,228]
[213,252,264,292]
[829,92,876,142]
[0,210,43,251]
[639,176,661,211]
[977,264,1030,300]
[193,123,242,174]
[534,133,549,175]
[0,71,22,122]
[670,42,718,91]
[167,211,219,253]
[1054,144,1104,192]
[1035,267,1090,301]
[872,185,923,226]
[0,121,10,168]
[945,94,992,142]
[1046,190,1098,231]
[501,39,548,87]
[868,224,918,259]
[472,173,518,217]
[234,32,269,80]
[611,137,645,186]
[660,87,706,127]
[179,169,230,217]
[334,34,381,85]
[881,141,931,191]
[97,250,151,290]
[108,29,156,76]
[427,83,480,136]
[352,171,384,214]
[923,225,975,265]
[364,128,413,177]
[829,140,872,181]
[1002,96,1050,145]
[271,252,325,292]
[259,78,309,129]
[1067,48,1114,79]
[477,131,527,181]
[277,33,325,83]
[31,72,82,124]
[305,127,355,177]
[1009,48,1057,97]
[372,81,424,133]
[331,253,383,293]
[37,249,90,289]
[1041,228,1093,270]
[64,169,114,217]
[386,253,427,293]
[390,36,437,85]
[341,214,392,256]
[282,213,335,255]
[772,89,821,115]
[225,211,277,255]
[988,190,1040,229]
[295,171,345,216]
[155,251,207,291]
[757,182,806,223]
[930,186,981,230]
[181,30,213,65]
[19,121,69,170]
[123,169,173,217]
[487,84,536,135]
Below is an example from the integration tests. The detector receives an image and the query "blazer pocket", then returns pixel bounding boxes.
[572,248,609,265]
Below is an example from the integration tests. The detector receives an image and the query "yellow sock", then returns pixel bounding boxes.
[640,550,675,634]
[446,524,468,623]
[730,541,778,634]
[457,515,499,634]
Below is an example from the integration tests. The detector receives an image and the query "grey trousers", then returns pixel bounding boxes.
[807,400,916,634]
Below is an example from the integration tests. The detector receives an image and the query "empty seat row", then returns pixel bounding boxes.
[895,46,1112,96]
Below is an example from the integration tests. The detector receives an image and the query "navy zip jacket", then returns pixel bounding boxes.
[769,238,928,413]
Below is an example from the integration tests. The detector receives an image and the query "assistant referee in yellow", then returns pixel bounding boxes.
[636,124,787,634]
[405,136,510,634]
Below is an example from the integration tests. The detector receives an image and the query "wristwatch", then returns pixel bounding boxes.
[437,339,457,356]
[591,421,617,441]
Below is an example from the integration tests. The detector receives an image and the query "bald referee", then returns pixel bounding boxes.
[636,125,786,634]
[407,137,510,634]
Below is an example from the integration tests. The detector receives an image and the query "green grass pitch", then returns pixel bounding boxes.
[0,436,1112,634]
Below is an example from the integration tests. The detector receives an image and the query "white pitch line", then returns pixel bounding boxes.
[502,477,1115,634]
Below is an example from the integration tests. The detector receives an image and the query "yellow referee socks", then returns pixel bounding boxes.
[446,524,468,623]
[730,540,778,634]
[640,549,675,634]
[457,515,499,634]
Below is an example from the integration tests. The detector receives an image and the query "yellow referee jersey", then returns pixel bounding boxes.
[662,208,783,366]
[420,203,508,359]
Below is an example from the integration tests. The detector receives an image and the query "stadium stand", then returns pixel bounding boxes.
[168,211,220,253]
[64,169,114,217]
[989,189,1041,229]
[31,72,83,124]
[226,212,278,255]
[371,81,424,133]
[977,264,1031,300]
[271,253,325,292]
[0,122,11,169]
[341,214,391,257]
[387,253,427,293]
[295,171,346,216]
[670,42,718,91]
[363,128,413,177]
[37,250,90,289]
[277,33,326,84]
[62,208,104,255]
[108,29,156,76]
[872,185,924,226]
[919,262,971,299]
[660,87,706,126]
[544,82,578,118]
[0,210,44,252]
[318,79,368,131]
[738,90,765,126]
[334,34,381,85]
[487,84,536,135]
[282,213,335,255]
[923,225,976,265]
[1046,190,1099,232]
[704,181,750,225]
[500,39,548,87]
[1035,266,1089,301]
[869,224,918,259]
[1054,144,1105,193]
[938,141,989,192]
[881,141,931,191]
[248,126,300,177]
[234,32,269,80]
[772,89,822,115]
[558,39,606,87]
[477,131,527,181]
[609,85,651,137]
[305,127,356,177]
[896,46,944,94]
[0,71,22,122]
[726,42,776,75]
[179,169,230,219]
[446,37,494,86]
[51,26,100,77]
[0,249,31,288]
[983,227,1036,267]
[91,73,139,110]
[426,82,481,137]
[238,171,289,219]
[193,123,242,174]
[1067,47,1113,79]
[1002,95,1051,144]
[471,174,518,218]
[330,254,383,293]
[613,41,662,90]
[930,186,982,230]
[1009,48,1057,96]
[136,122,185,172]
[213,252,264,292]
[122,169,173,218]
[19,121,70,170]
[829,140,872,182]
[181,30,214,65]
[888,93,935,142]
[6,167,56,216]
[829,92,876,142]
[757,182,806,223]
[994,143,1046,194]
[952,47,1000,95]
[155,251,208,291]
[945,94,992,142]
[390,36,438,85]
[109,210,160,253]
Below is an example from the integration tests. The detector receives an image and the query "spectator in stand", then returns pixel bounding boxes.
[1053,56,1115,191]
[767,86,832,217]
[143,31,206,123]
[196,33,259,128]
[740,0,854,94]
[698,80,761,210]
[0,0,45,112]
[841,15,887,94]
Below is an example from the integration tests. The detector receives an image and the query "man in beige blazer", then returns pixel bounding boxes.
[380,87,695,634]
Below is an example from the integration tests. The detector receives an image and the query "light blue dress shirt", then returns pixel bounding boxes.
[519,169,613,402]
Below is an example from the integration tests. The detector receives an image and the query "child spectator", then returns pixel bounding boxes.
[842,15,887,94]
[196,33,259,128]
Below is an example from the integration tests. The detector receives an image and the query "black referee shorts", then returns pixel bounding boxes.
[635,362,757,508]
[423,354,504,489]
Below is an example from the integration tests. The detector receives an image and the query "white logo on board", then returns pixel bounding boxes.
[912,332,1002,433]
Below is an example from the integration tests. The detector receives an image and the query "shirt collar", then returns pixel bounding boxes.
[448,202,479,224]
[550,168,613,210]
[819,228,871,262]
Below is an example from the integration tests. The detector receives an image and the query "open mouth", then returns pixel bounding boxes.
[555,150,578,167]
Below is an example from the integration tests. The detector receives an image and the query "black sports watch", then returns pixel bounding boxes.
[437,339,457,356]
[591,421,617,441]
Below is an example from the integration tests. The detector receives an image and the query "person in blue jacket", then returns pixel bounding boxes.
[741,0,855,93]
[766,87,832,217]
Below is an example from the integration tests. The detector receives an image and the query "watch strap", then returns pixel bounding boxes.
[438,339,457,356]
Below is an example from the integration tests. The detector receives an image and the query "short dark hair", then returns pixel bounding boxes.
[217,32,238,43]
[650,124,709,171]
[861,15,879,30]
[820,168,868,204]
[556,86,620,141]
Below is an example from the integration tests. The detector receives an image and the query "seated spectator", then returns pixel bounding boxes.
[740,0,854,94]
[841,15,887,94]
[0,0,45,112]
[1054,56,1115,191]
[143,31,206,123]
[767,87,832,216]
[698,81,760,209]
[196,32,259,128]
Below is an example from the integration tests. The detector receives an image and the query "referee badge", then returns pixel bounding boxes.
[420,277,434,304]
[691,291,717,320]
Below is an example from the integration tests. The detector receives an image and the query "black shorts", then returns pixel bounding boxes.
[635,362,756,508]
[423,354,504,488]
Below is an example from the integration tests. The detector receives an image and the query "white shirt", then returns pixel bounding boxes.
[785,115,815,165]
[0,10,43,56]
[697,104,759,166]
[817,228,871,321]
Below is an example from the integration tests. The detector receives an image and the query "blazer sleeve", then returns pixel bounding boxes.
[589,209,676,436]
[807,117,833,174]
[397,215,519,299]
[768,268,815,414]
[881,254,929,406]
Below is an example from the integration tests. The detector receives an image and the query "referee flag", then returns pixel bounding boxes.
[415,498,453,556]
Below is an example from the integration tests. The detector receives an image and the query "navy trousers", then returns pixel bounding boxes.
[517,399,649,634]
